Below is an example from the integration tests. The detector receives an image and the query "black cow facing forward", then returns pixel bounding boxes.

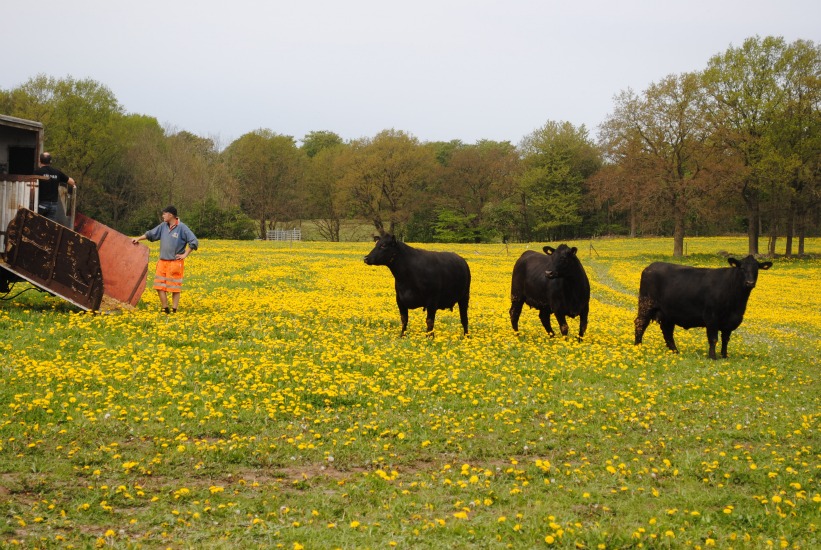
[364,234,471,336]
[509,244,590,339]
[634,256,772,359]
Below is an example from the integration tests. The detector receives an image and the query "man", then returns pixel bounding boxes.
[132,206,199,314]
[33,152,76,227]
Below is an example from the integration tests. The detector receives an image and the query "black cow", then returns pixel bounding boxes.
[634,255,772,359]
[364,234,471,336]
[509,244,590,339]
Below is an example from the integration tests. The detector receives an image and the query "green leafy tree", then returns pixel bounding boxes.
[1,75,123,182]
[600,73,713,256]
[222,130,304,238]
[401,141,464,242]
[586,137,659,238]
[301,130,343,158]
[96,119,237,234]
[432,209,479,243]
[437,140,520,242]
[187,197,256,239]
[518,121,600,241]
[702,36,791,255]
[339,129,435,235]
[771,39,821,255]
[85,113,167,228]
[304,143,348,241]
[428,140,464,166]
[163,131,231,211]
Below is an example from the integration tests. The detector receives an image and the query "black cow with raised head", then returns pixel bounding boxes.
[364,234,471,336]
[634,255,772,359]
[509,244,590,339]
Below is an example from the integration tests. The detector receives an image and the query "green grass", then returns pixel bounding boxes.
[0,236,818,548]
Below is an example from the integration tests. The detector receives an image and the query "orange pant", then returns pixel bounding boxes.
[154,259,185,293]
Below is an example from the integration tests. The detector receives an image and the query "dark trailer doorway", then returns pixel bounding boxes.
[0,114,43,176]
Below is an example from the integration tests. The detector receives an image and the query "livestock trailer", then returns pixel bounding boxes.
[1,114,148,310]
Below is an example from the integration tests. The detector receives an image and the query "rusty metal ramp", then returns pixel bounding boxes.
[1,208,104,311]
[74,212,148,307]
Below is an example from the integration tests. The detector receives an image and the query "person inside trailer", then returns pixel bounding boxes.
[33,152,76,227]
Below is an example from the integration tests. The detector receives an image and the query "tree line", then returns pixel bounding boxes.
[2,36,818,256]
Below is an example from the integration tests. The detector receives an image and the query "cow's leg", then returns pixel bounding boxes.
[425,304,437,336]
[720,330,731,359]
[538,309,555,337]
[634,315,651,344]
[634,297,653,345]
[706,326,719,360]
[458,296,470,336]
[555,313,570,337]
[578,306,589,341]
[509,298,524,332]
[660,320,678,352]
[398,303,409,337]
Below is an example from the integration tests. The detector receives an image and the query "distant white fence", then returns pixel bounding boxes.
[266,228,301,241]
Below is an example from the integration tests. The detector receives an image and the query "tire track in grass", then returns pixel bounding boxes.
[584,257,637,310]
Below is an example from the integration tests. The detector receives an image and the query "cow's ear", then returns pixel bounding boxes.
[728,258,740,268]
[570,247,578,255]
[543,246,554,255]
[373,235,380,242]
[759,261,773,270]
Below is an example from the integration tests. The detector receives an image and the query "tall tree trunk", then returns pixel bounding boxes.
[744,190,760,255]
[797,210,806,255]
[785,203,794,257]
[672,208,685,257]
[767,191,783,256]
[630,206,637,238]
[767,213,778,256]
[332,219,340,242]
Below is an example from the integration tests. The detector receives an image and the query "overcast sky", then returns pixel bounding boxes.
[5,1,819,147]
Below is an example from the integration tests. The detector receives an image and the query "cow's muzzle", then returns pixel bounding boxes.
[744,281,756,288]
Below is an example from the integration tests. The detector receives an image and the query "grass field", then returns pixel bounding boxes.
[1,237,819,549]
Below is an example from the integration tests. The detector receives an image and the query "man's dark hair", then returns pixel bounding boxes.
[39,152,52,165]
[162,205,178,217]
